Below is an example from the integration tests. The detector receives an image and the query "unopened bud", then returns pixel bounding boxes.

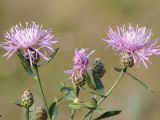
[92,58,106,78]
[73,98,80,103]
[35,106,48,120]
[21,89,34,108]
[120,53,134,68]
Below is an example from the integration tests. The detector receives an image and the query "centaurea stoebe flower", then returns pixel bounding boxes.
[0,22,58,66]
[65,48,95,87]
[104,24,160,68]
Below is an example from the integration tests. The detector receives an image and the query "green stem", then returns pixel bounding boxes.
[26,108,29,120]
[34,65,51,119]
[70,87,80,120]
[88,112,93,120]
[70,109,76,120]
[97,68,126,106]
[81,68,126,120]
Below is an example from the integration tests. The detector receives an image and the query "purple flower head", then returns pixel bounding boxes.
[64,48,95,81]
[0,22,58,66]
[73,48,95,70]
[104,24,160,68]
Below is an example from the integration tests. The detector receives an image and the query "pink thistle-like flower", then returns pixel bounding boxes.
[64,48,95,80]
[104,24,160,68]
[73,48,95,70]
[0,22,58,66]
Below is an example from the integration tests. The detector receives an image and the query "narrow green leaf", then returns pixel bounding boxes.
[84,102,97,110]
[126,72,154,93]
[49,101,59,119]
[91,98,97,107]
[49,47,59,58]
[81,87,105,97]
[49,96,66,119]
[65,94,75,101]
[17,49,29,66]
[69,101,97,110]
[84,71,96,90]
[60,86,74,94]
[94,110,121,120]
[113,67,123,72]
[92,71,104,95]
[60,86,75,101]
[56,96,66,104]
[94,108,106,114]
[52,104,58,120]
[38,47,59,67]
[69,103,86,110]
[17,49,34,76]
[14,103,25,108]
[49,102,56,118]
[73,98,97,110]
[21,61,34,76]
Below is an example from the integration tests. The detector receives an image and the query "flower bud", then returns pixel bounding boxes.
[92,58,106,78]
[35,106,48,120]
[120,53,134,68]
[73,98,80,103]
[72,70,86,87]
[21,89,34,108]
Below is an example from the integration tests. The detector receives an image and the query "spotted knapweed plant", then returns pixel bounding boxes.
[0,23,159,120]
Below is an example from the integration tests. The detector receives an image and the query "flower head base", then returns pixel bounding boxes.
[65,48,95,87]
[0,22,58,66]
[104,24,160,68]
[71,69,87,87]
[21,89,34,108]
[120,52,134,68]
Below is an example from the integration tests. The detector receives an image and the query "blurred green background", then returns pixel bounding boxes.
[0,0,160,120]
